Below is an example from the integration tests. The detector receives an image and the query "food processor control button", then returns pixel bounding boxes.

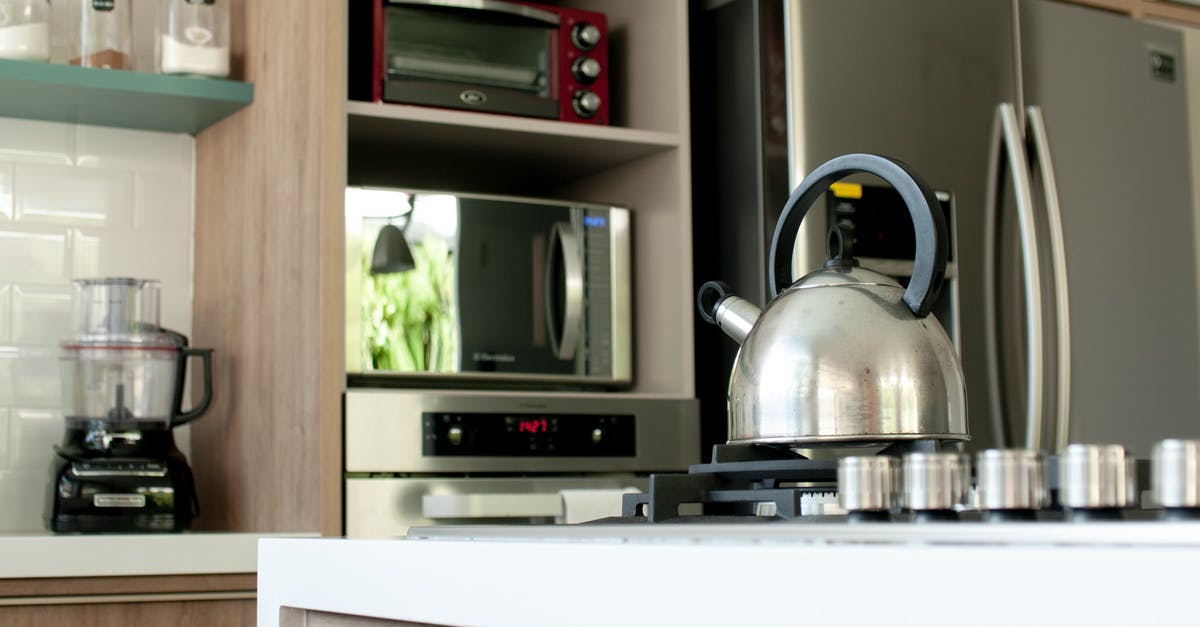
[1060,443,1133,509]
[572,57,601,83]
[572,90,602,118]
[571,23,601,51]
[1153,439,1200,508]
[447,426,464,446]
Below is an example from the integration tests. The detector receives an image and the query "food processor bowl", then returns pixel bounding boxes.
[60,342,181,426]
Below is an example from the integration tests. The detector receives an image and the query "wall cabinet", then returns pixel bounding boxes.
[190,0,693,535]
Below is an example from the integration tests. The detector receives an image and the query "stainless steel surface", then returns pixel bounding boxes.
[1019,0,1200,457]
[717,266,967,446]
[976,448,1049,510]
[344,389,699,473]
[998,102,1046,452]
[346,476,646,537]
[546,221,582,361]
[711,295,757,345]
[1153,439,1200,508]
[390,0,560,25]
[408,520,1200,547]
[837,456,898,512]
[571,23,601,50]
[901,452,966,511]
[1025,105,1071,453]
[608,208,632,383]
[1059,444,1132,509]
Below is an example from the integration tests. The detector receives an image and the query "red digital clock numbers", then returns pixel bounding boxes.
[517,418,550,434]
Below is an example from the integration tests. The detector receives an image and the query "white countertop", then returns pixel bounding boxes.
[258,524,1200,626]
[1,531,315,579]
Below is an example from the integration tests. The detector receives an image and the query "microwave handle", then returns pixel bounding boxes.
[422,493,564,519]
[545,221,584,361]
[387,0,561,26]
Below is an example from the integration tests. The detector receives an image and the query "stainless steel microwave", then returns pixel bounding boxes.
[345,187,632,387]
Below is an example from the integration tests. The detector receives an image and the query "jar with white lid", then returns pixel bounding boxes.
[70,0,132,69]
[0,0,50,61]
[157,0,229,78]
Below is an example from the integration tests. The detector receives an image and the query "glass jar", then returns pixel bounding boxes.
[0,0,50,61]
[70,0,131,69]
[157,0,229,78]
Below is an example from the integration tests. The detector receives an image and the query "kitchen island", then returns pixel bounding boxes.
[259,522,1200,626]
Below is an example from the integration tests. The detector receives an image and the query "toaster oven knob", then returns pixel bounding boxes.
[572,90,602,118]
[571,23,602,51]
[572,57,602,83]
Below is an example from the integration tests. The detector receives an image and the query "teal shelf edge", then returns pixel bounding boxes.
[0,58,254,135]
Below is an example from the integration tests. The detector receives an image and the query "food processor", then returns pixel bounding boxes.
[47,278,213,533]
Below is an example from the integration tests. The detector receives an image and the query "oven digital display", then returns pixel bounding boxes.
[422,412,635,457]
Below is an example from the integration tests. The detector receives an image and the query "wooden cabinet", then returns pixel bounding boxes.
[1060,0,1200,26]
[190,0,693,535]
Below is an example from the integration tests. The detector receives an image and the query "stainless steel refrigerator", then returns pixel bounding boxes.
[692,0,1200,457]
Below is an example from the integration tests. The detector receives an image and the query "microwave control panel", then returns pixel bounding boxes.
[422,412,635,457]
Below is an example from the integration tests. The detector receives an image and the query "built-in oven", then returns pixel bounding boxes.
[343,389,699,537]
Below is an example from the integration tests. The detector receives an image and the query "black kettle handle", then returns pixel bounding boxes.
[768,153,948,318]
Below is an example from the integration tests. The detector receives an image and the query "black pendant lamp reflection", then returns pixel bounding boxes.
[370,216,415,275]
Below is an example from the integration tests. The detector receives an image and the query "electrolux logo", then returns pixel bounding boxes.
[473,352,516,363]
[459,90,488,106]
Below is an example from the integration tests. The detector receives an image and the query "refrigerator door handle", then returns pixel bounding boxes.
[983,103,1045,451]
[1026,105,1072,453]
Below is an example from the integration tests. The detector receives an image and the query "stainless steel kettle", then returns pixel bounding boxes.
[697,153,968,446]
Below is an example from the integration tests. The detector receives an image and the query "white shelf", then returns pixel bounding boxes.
[346,101,680,193]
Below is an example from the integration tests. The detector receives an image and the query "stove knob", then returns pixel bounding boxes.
[902,452,965,520]
[838,456,898,521]
[1153,439,1200,519]
[571,23,602,51]
[976,449,1049,520]
[572,57,602,84]
[572,90,602,118]
[1059,443,1133,518]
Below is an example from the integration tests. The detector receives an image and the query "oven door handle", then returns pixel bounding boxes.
[545,221,584,361]
[422,493,565,519]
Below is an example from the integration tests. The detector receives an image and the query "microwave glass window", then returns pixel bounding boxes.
[359,192,460,374]
[385,6,552,96]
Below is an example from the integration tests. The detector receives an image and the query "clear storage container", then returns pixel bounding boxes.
[0,0,50,61]
[70,0,131,69]
[157,0,229,78]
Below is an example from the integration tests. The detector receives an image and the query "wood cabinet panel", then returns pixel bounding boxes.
[0,599,255,626]
[0,573,255,598]
[192,0,346,535]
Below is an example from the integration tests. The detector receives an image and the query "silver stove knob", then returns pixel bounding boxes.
[976,449,1049,513]
[1153,439,1200,509]
[838,456,898,515]
[902,452,965,512]
[1059,443,1134,510]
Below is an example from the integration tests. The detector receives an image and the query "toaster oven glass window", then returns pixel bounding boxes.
[385,6,552,96]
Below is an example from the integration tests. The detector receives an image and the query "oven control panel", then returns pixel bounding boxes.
[423,412,635,457]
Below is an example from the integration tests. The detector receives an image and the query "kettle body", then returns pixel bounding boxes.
[698,154,968,446]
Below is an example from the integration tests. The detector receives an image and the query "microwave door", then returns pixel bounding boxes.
[456,198,575,376]
[545,221,584,363]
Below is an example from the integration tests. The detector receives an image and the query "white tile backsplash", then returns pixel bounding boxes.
[0,228,69,284]
[11,285,73,346]
[0,160,12,221]
[15,163,135,227]
[0,115,194,532]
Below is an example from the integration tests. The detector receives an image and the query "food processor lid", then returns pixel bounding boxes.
[61,333,182,351]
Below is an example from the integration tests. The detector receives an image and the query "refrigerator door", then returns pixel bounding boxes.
[1019,0,1200,457]
[788,0,1018,450]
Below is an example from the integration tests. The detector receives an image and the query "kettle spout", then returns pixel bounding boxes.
[697,281,760,345]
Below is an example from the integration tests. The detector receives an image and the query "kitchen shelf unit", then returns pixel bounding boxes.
[189,0,694,537]
[0,58,252,134]
[1061,0,1200,25]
